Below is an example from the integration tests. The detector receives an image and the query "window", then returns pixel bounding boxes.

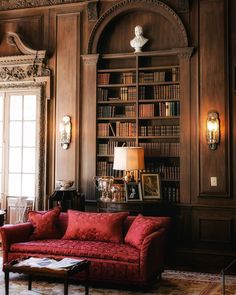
[0,90,40,205]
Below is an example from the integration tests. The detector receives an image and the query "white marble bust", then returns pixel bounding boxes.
[130,25,148,53]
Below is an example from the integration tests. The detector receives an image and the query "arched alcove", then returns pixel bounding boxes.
[88,0,188,54]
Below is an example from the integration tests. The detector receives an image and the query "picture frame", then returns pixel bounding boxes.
[141,173,161,200]
[125,182,142,201]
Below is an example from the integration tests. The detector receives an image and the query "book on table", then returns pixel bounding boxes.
[13,257,85,270]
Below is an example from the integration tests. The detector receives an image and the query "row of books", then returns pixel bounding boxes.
[139,102,180,117]
[98,68,180,85]
[97,122,136,137]
[139,68,179,83]
[97,161,121,177]
[97,105,136,118]
[98,73,110,85]
[139,85,180,100]
[139,142,180,157]
[98,85,179,101]
[139,125,180,136]
[162,186,180,203]
[120,87,136,101]
[98,141,136,155]
[121,72,136,84]
[98,72,136,85]
[144,164,180,180]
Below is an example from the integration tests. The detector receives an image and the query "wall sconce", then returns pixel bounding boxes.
[59,115,72,150]
[206,112,220,150]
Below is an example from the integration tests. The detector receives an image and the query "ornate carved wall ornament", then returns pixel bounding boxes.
[88,0,189,54]
[0,0,85,11]
[87,1,98,21]
[0,32,51,99]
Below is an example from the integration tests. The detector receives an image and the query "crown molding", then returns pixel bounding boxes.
[0,0,86,11]
[0,0,189,12]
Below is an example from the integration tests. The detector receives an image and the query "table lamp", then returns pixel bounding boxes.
[113,147,145,182]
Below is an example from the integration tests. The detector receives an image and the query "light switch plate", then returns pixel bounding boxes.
[210,177,217,187]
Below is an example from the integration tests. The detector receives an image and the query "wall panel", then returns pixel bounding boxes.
[199,0,230,197]
[55,12,81,185]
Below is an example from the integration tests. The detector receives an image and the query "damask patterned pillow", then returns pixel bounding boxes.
[62,210,129,243]
[125,214,161,249]
[28,206,61,240]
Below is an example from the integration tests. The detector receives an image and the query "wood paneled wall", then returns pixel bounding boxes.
[0,0,235,271]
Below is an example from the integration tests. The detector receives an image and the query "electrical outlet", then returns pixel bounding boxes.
[210,177,217,187]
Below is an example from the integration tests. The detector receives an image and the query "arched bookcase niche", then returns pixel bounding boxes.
[81,0,194,204]
[88,0,189,54]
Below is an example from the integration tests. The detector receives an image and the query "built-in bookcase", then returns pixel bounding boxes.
[96,51,181,203]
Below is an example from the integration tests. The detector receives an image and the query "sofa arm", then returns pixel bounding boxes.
[139,227,167,281]
[0,222,33,262]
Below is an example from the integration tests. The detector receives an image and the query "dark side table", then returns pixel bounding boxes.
[4,259,90,295]
[49,189,85,212]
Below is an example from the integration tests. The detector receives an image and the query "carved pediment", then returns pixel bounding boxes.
[0,32,49,81]
[0,32,51,98]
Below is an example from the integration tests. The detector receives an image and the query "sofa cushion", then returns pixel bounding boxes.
[62,210,128,243]
[28,207,61,240]
[125,214,162,249]
[10,239,139,264]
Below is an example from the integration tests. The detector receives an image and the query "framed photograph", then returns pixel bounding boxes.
[141,173,161,200]
[125,182,142,201]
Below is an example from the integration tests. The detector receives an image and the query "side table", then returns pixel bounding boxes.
[4,259,90,295]
[49,189,85,212]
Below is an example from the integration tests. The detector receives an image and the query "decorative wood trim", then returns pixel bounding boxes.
[81,54,99,65]
[0,32,51,99]
[0,0,190,13]
[0,0,85,11]
[88,0,189,54]
[7,32,46,56]
[87,1,98,21]
[198,217,233,243]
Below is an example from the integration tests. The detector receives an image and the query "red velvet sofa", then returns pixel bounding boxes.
[0,210,170,287]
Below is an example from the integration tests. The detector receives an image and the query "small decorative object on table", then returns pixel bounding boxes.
[141,173,161,200]
[57,180,74,190]
[125,182,142,201]
[94,176,114,202]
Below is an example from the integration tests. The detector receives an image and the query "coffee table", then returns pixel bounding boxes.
[3,258,90,295]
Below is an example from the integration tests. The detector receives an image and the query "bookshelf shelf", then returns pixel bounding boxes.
[139,81,180,86]
[97,136,136,139]
[98,100,136,105]
[95,50,184,204]
[97,117,136,121]
[138,136,179,139]
[139,65,180,71]
[98,83,136,87]
[98,68,136,73]
[138,99,180,103]
[138,116,180,120]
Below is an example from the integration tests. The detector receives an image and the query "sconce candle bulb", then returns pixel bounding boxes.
[59,115,72,149]
[206,112,220,150]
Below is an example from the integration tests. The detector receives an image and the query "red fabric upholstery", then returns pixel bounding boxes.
[63,210,128,243]
[28,207,61,240]
[10,239,139,263]
[0,212,171,286]
[125,214,162,249]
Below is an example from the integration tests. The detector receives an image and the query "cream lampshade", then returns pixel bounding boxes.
[113,147,145,182]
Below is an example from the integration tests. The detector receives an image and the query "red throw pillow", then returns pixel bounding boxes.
[62,210,128,243]
[125,214,161,249]
[28,207,61,240]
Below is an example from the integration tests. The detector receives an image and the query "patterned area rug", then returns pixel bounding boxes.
[0,261,236,295]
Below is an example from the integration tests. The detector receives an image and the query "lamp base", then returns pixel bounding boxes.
[124,171,135,182]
